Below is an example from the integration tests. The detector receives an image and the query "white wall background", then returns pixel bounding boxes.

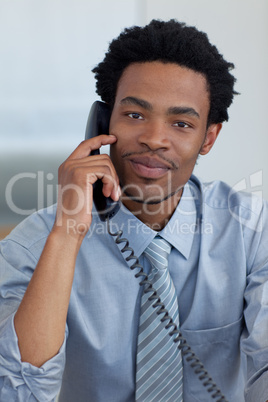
[0,0,267,226]
[0,0,141,153]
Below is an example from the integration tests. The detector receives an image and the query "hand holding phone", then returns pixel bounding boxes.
[84,101,120,221]
[53,102,120,238]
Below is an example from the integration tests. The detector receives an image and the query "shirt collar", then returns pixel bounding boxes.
[159,181,198,259]
[110,178,199,261]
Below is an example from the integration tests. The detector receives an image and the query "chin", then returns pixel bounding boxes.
[122,188,180,205]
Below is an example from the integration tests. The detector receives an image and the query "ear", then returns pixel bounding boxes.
[199,123,222,155]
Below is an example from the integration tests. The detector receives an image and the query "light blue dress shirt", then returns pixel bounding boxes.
[0,175,268,402]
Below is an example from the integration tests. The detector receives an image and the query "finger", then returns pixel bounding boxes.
[61,154,120,187]
[86,168,121,201]
[102,179,121,201]
[61,162,120,202]
[68,135,117,160]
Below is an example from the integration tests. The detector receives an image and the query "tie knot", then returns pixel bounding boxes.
[144,236,171,271]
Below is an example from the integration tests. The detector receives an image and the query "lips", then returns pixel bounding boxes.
[127,155,171,178]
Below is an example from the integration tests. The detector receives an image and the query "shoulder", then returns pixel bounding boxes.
[190,175,265,211]
[189,175,267,233]
[3,204,56,253]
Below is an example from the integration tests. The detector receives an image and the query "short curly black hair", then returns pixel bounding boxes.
[92,19,237,125]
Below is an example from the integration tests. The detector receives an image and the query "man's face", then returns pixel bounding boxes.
[109,61,219,206]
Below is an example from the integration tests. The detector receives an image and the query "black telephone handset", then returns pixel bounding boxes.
[85,101,227,401]
[85,101,120,221]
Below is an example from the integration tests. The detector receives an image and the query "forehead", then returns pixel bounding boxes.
[114,61,210,116]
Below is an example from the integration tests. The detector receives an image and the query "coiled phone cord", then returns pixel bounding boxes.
[107,217,228,402]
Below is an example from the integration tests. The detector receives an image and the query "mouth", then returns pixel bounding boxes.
[127,155,172,179]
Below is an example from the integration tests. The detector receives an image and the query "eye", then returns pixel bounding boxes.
[127,112,143,120]
[174,121,191,128]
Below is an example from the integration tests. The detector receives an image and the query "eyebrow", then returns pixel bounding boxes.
[120,96,200,119]
[120,96,153,110]
[167,106,200,119]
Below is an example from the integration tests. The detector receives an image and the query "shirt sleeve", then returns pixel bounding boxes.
[0,314,67,402]
[0,234,68,402]
[241,199,268,401]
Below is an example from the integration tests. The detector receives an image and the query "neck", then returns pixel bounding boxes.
[121,188,183,230]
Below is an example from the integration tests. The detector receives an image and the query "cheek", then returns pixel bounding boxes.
[109,139,129,176]
[172,141,201,166]
[110,130,136,163]
[109,145,120,170]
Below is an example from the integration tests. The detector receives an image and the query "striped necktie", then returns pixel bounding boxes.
[135,236,183,402]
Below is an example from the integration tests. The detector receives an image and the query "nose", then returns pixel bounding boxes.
[138,120,170,151]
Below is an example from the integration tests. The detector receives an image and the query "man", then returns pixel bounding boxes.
[0,19,267,401]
